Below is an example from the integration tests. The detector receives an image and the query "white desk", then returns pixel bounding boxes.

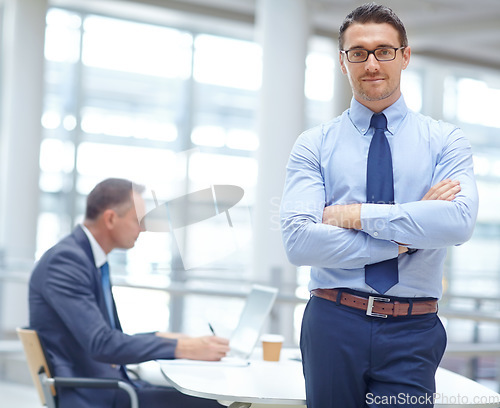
[137,349,500,408]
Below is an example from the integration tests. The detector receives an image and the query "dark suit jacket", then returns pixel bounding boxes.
[29,226,177,408]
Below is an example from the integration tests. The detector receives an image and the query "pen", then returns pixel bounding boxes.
[208,322,216,336]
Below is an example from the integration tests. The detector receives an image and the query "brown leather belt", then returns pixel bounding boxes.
[311,288,438,318]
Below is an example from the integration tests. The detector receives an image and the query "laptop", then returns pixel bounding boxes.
[228,284,278,359]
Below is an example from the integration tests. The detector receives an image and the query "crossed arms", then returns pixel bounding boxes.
[322,179,461,254]
[280,127,478,270]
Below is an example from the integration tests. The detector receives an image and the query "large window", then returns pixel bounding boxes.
[39,8,266,332]
[40,9,259,257]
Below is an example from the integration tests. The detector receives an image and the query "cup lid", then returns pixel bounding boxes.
[260,334,284,342]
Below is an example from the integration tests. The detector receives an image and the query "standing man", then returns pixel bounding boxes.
[30,178,229,408]
[281,3,478,408]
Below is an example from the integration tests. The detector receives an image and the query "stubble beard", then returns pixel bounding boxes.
[356,80,396,102]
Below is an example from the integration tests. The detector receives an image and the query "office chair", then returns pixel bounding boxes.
[16,328,138,408]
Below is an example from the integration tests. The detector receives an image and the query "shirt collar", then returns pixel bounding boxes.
[348,94,408,136]
[81,224,107,269]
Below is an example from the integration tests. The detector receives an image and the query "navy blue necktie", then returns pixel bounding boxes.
[101,262,129,377]
[100,262,117,328]
[365,113,398,293]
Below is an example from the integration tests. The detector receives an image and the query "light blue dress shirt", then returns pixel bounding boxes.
[81,224,107,270]
[280,96,478,299]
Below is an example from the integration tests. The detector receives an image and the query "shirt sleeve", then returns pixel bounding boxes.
[280,127,398,269]
[360,126,479,248]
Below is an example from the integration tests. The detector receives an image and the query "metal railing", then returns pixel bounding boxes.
[3,269,500,385]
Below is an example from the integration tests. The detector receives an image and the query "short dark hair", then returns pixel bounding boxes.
[85,178,145,221]
[339,3,408,50]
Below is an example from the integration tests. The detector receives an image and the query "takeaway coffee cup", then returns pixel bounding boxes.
[261,334,284,361]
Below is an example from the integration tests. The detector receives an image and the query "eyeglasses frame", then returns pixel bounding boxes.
[340,47,406,63]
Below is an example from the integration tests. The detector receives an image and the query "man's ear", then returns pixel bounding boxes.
[339,52,348,75]
[402,46,411,70]
[101,209,116,230]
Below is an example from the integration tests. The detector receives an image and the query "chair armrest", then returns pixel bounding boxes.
[52,377,125,388]
[40,373,138,408]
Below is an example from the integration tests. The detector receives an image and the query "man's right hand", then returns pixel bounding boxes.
[421,179,460,201]
[398,179,461,253]
[174,336,230,361]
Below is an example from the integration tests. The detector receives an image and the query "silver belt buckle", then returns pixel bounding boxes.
[366,296,390,318]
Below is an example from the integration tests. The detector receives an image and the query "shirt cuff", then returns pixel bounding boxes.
[360,203,392,240]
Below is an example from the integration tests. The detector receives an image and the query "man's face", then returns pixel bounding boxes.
[110,191,145,250]
[339,22,411,112]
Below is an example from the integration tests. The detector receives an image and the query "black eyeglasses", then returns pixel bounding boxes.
[341,47,405,63]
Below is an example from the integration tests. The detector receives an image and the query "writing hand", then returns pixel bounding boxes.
[175,336,230,361]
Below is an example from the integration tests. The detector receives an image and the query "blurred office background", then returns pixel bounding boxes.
[1,0,500,399]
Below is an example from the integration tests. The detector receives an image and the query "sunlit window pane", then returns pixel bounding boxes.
[129,233,173,271]
[191,125,225,147]
[226,129,259,151]
[473,155,490,177]
[39,138,75,173]
[443,76,457,120]
[115,287,170,333]
[188,152,257,190]
[41,111,61,129]
[477,181,500,223]
[492,159,500,178]
[305,39,336,126]
[45,9,81,63]
[76,143,180,190]
[36,212,69,259]
[305,53,334,101]
[81,108,132,137]
[193,34,262,90]
[63,115,77,131]
[457,78,484,124]
[456,78,500,128]
[39,173,64,193]
[82,15,192,78]
[81,107,178,141]
[401,70,422,112]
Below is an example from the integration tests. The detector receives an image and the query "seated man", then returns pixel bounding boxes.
[29,178,229,408]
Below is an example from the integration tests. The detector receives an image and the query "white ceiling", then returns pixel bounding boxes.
[54,0,500,70]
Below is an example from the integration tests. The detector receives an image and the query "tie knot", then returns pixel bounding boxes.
[370,113,387,130]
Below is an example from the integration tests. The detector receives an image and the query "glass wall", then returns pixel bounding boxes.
[39,8,260,333]
[38,6,335,335]
[444,74,500,300]
[40,10,260,262]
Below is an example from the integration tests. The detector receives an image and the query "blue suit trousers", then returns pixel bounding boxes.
[300,294,447,408]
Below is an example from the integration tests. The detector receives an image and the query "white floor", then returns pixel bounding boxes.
[0,380,39,408]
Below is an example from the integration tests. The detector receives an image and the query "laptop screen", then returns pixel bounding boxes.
[229,285,278,359]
